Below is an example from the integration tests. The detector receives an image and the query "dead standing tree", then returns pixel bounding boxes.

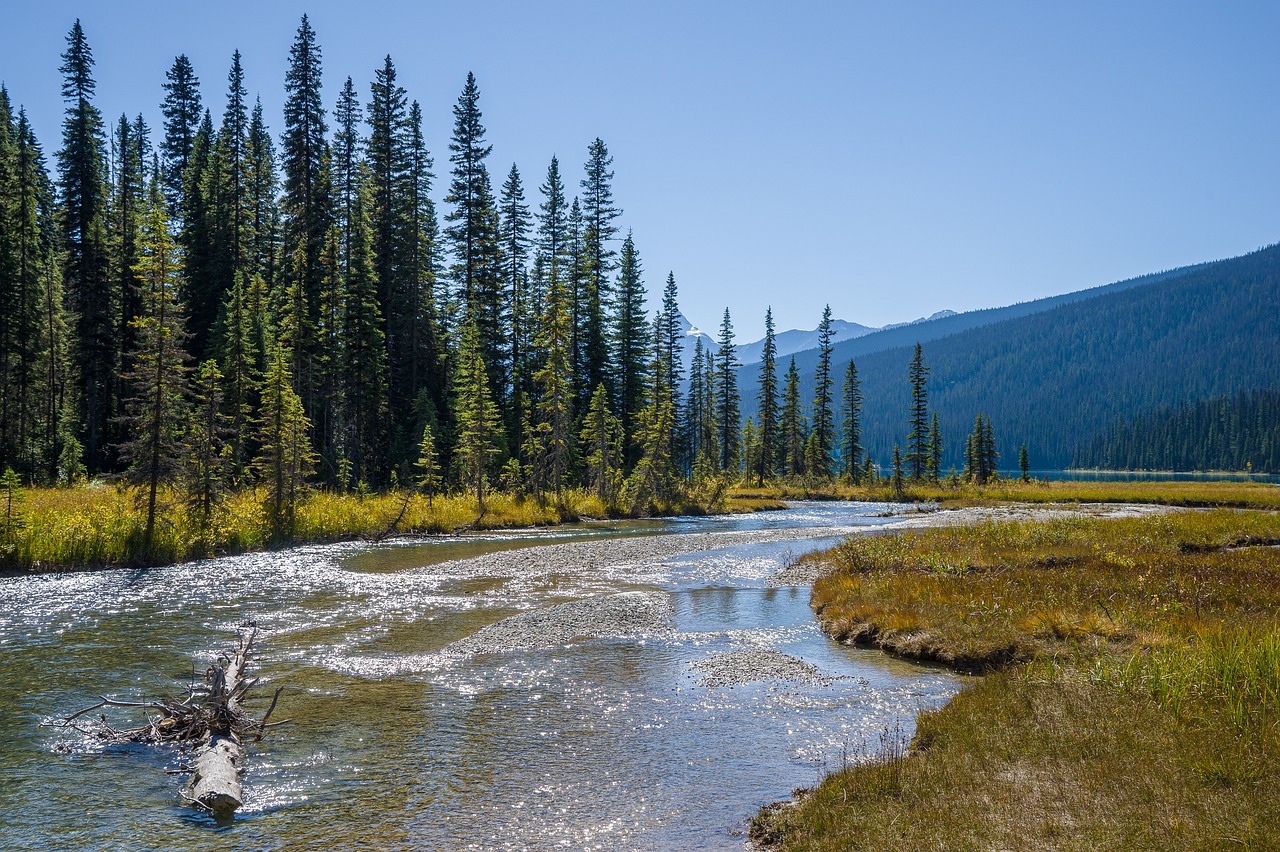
[46,626,286,819]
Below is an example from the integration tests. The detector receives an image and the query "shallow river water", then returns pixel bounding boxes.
[0,502,959,851]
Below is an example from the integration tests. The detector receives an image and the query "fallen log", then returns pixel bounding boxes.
[46,625,285,821]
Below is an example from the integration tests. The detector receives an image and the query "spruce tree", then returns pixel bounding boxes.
[445,73,504,404]
[528,271,574,502]
[714,308,741,472]
[579,139,620,406]
[117,192,189,554]
[246,99,279,291]
[332,76,362,274]
[905,342,930,480]
[580,382,623,507]
[779,356,807,477]
[755,307,779,485]
[625,325,678,513]
[841,359,863,482]
[108,113,146,387]
[928,410,942,482]
[612,232,648,460]
[451,317,501,514]
[160,54,202,214]
[499,162,532,439]
[340,174,389,486]
[1019,443,1030,482]
[215,273,259,482]
[809,304,836,479]
[280,14,332,420]
[58,20,114,472]
[182,359,229,531]
[255,344,316,541]
[400,100,445,451]
[891,444,905,498]
[414,421,440,502]
[658,272,685,471]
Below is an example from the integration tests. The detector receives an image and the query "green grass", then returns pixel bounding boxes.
[0,483,780,571]
[731,478,1280,510]
[753,508,1280,850]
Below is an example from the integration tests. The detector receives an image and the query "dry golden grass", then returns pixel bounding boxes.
[1,482,764,571]
[753,509,1280,850]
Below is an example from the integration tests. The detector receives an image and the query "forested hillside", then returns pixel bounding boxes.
[743,244,1280,469]
[1072,389,1280,473]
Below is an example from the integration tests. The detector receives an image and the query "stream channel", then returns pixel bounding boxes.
[0,501,960,851]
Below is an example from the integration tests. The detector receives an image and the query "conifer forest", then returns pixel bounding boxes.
[0,17,981,547]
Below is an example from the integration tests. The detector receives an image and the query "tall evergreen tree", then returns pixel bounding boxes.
[58,20,114,473]
[182,359,229,531]
[451,317,501,513]
[714,308,741,472]
[580,382,622,507]
[625,322,678,512]
[108,113,147,391]
[214,272,259,482]
[779,356,807,477]
[905,342,930,480]
[579,138,620,406]
[657,272,685,472]
[445,73,504,405]
[841,359,863,482]
[160,54,202,214]
[255,343,316,541]
[498,162,532,439]
[116,192,189,553]
[528,270,574,502]
[245,99,279,290]
[685,337,715,475]
[755,307,779,485]
[332,76,363,274]
[399,99,445,450]
[280,14,332,416]
[612,232,648,460]
[808,305,836,478]
[928,410,942,482]
[340,174,389,485]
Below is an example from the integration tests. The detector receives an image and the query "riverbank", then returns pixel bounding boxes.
[0,483,787,573]
[729,478,1280,510]
[751,508,1280,849]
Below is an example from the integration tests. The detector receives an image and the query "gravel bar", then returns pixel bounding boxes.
[691,649,832,688]
[445,591,672,656]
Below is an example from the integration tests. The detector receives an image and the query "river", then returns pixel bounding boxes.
[0,501,960,851]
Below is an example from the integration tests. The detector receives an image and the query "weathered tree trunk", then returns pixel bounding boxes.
[185,629,254,817]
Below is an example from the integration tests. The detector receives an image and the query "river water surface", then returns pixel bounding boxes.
[0,502,959,851]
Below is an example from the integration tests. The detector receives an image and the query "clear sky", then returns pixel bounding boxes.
[3,1,1278,336]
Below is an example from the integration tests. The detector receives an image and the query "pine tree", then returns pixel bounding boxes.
[580,382,622,507]
[160,54,202,214]
[579,139,621,406]
[714,308,741,472]
[612,232,648,461]
[452,317,501,514]
[809,304,836,479]
[181,110,218,352]
[182,359,229,531]
[58,20,114,473]
[905,342,930,480]
[685,337,714,475]
[1019,442,1030,482]
[841,359,863,482]
[255,344,316,541]
[332,76,362,274]
[116,192,189,554]
[964,412,999,485]
[365,55,406,330]
[779,357,807,477]
[891,444,905,498]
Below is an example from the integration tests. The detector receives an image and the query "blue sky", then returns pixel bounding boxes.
[3,1,1278,336]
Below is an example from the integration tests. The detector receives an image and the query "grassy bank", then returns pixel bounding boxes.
[0,484,785,571]
[752,509,1280,849]
[730,478,1280,510]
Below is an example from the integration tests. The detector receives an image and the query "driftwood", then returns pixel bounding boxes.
[46,626,287,820]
